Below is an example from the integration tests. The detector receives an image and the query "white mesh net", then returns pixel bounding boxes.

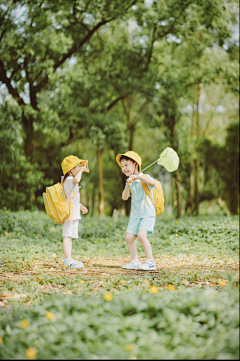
[157,147,179,172]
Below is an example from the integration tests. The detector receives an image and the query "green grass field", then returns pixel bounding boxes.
[0,210,239,359]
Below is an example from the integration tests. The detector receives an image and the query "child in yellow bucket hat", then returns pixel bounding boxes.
[61,155,89,269]
[116,151,157,271]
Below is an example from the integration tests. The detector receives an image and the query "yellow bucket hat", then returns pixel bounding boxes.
[116,151,142,171]
[61,155,89,175]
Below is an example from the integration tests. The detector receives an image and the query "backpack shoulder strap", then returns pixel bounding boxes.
[69,186,77,222]
[61,178,77,223]
[140,174,154,206]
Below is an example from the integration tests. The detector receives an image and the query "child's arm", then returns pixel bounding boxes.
[122,183,131,201]
[80,203,88,214]
[73,168,82,184]
[129,175,156,187]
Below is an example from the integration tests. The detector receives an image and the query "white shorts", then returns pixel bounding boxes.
[62,220,79,239]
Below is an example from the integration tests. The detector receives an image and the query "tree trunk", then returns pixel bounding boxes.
[169,113,183,218]
[190,83,201,215]
[22,111,34,162]
[175,168,183,217]
[91,185,95,217]
[123,123,135,215]
[97,149,104,216]
[121,172,131,216]
[128,124,135,151]
[170,174,174,210]
[190,157,195,215]
[194,83,201,215]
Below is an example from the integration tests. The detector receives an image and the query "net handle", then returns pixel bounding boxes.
[141,159,158,173]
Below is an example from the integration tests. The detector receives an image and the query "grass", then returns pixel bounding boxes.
[0,210,239,359]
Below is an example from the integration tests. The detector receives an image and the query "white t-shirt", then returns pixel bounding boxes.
[63,176,81,221]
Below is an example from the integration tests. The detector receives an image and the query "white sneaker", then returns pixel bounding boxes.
[122,260,142,270]
[64,258,84,269]
[140,260,157,271]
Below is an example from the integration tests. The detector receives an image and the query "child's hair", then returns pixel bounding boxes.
[120,155,140,171]
[62,173,69,183]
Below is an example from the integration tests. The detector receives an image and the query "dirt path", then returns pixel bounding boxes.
[1,256,238,280]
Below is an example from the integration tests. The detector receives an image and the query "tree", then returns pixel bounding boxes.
[199,123,239,214]
[0,0,238,215]
[0,0,138,160]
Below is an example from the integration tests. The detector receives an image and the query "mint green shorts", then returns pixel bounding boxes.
[126,216,156,236]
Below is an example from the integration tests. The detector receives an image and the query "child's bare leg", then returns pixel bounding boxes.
[125,232,138,260]
[138,230,153,260]
[63,237,72,259]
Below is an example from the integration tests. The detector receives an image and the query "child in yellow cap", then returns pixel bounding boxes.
[61,155,89,269]
[116,151,157,270]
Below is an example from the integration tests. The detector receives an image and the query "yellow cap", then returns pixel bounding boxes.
[61,155,89,175]
[116,151,142,171]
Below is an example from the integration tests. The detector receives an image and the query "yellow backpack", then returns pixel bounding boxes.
[141,175,165,216]
[43,181,76,224]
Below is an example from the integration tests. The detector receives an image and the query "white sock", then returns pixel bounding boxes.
[64,257,72,261]
[147,258,154,262]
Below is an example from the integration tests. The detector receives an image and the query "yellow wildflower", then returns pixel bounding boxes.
[25,347,38,359]
[150,286,158,294]
[125,344,134,351]
[218,280,227,287]
[45,311,55,320]
[167,284,176,291]
[103,292,113,301]
[0,337,3,344]
[80,280,84,284]
[175,234,178,236]
[20,320,29,329]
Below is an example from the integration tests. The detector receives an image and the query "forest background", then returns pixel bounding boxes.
[0,0,239,218]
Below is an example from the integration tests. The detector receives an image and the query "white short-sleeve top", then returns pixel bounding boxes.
[63,176,81,221]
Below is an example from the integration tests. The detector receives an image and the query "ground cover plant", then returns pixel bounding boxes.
[0,210,239,359]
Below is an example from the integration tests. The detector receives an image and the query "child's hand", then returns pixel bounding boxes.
[127,175,139,185]
[80,204,88,214]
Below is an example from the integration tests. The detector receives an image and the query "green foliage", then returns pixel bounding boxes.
[0,288,239,359]
[0,211,239,359]
[0,0,239,215]
[0,210,239,262]
[200,122,239,214]
[0,103,47,210]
